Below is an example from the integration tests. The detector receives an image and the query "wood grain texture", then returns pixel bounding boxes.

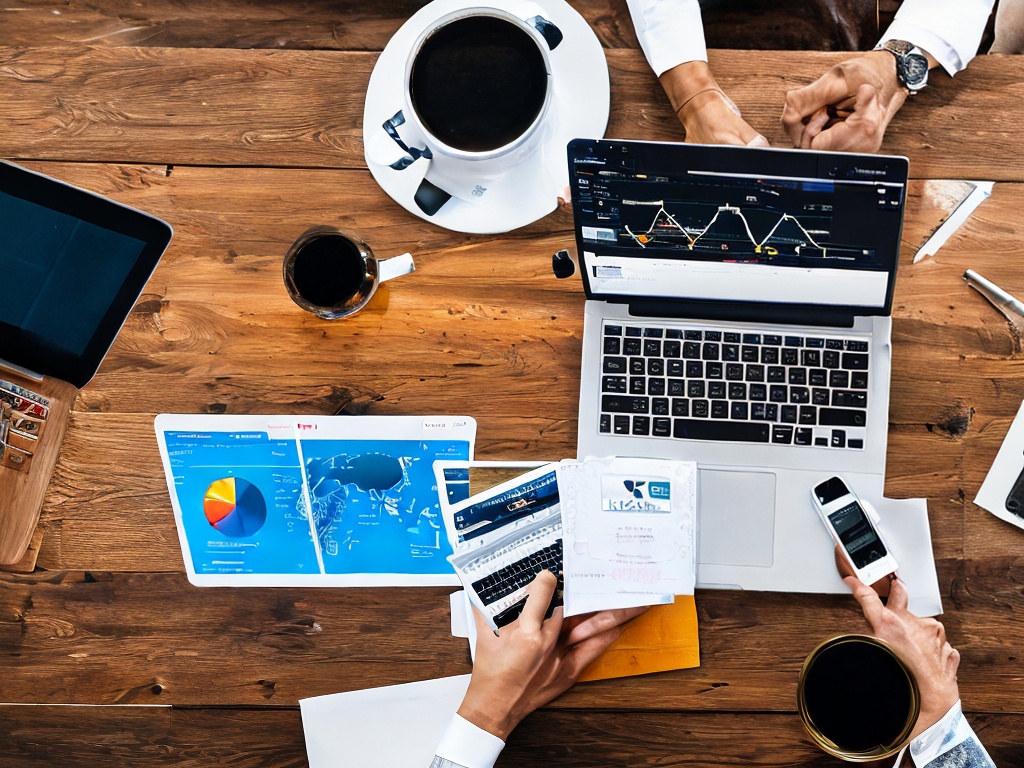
[3,48,1024,179]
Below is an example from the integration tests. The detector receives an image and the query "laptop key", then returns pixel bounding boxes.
[729,383,746,400]
[723,344,739,361]
[652,397,670,415]
[794,428,813,445]
[624,338,642,356]
[831,429,846,448]
[653,418,672,437]
[749,384,767,401]
[847,340,870,352]
[686,361,704,378]
[832,390,868,408]
[843,353,869,370]
[772,425,794,443]
[632,416,651,435]
[708,381,727,399]
[603,395,649,413]
[603,337,621,355]
[767,366,786,383]
[604,325,623,336]
[764,335,782,346]
[673,418,770,443]
[781,348,799,365]
[745,364,765,382]
[643,327,663,338]
[706,362,723,379]
[630,378,645,394]
[668,379,685,396]
[790,387,810,404]
[801,350,821,367]
[614,416,630,434]
[692,399,710,418]
[683,342,701,358]
[809,369,828,387]
[672,398,690,417]
[668,360,685,377]
[731,402,749,420]
[663,340,681,358]
[742,333,761,344]
[602,376,627,393]
[603,356,626,373]
[702,342,720,360]
[711,401,729,419]
[848,438,864,449]
[644,339,661,356]
[829,370,850,388]
[647,378,666,396]
[781,405,798,423]
[599,414,611,433]
[626,327,643,337]
[770,385,788,402]
[825,339,845,350]
[741,346,759,362]
[789,368,807,385]
[630,358,645,375]
[704,331,721,341]
[726,364,744,380]
[819,408,867,427]
[647,358,665,376]
[812,388,830,405]
[799,406,817,424]
[688,381,706,398]
[851,371,869,389]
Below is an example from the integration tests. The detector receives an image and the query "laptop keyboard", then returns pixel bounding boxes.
[0,379,49,472]
[472,540,563,627]
[599,324,870,450]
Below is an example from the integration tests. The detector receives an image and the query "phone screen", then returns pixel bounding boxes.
[828,501,886,568]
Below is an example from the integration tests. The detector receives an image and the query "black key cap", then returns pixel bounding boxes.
[851,371,869,389]
[652,397,670,415]
[764,334,782,346]
[723,344,740,361]
[673,418,770,442]
[809,369,828,387]
[815,437,829,447]
[706,362,723,379]
[806,337,825,348]
[726,363,744,380]
[705,331,722,341]
[731,402,749,420]
[795,427,813,445]
[801,350,821,367]
[785,336,803,347]
[772,425,794,443]
[823,350,841,368]
[647,358,665,376]
[683,342,701,358]
[781,348,799,365]
[630,358,645,375]
[742,333,762,344]
[790,387,810,403]
[668,360,685,377]
[829,370,850,388]
[688,380,706,398]
[847,340,869,352]
[684,330,702,340]
[799,405,817,424]
[692,399,710,417]
[745,364,765,382]
[819,408,867,427]
[668,379,686,396]
[781,405,798,423]
[749,383,767,401]
[624,338,642,356]
[830,429,846,448]
[711,400,729,419]
[741,345,759,362]
[614,415,630,434]
[702,342,720,360]
[751,403,767,420]
[724,332,741,343]
[812,388,830,405]
[663,340,681,358]
[630,377,646,394]
[602,376,627,393]
[632,416,651,435]
[848,438,864,449]
[708,381,727,399]
[648,378,666,396]
[764,403,778,421]
[770,385,788,402]
[599,413,611,433]
[825,339,845,350]
[729,382,747,400]
[644,339,662,356]
[604,356,626,373]
[672,398,690,417]
[843,353,869,370]
[789,368,807,385]
[761,347,779,364]
[604,337,621,354]
[832,390,868,409]
[686,361,704,378]
[653,418,672,437]
[767,366,786,383]
[625,326,643,337]
[602,395,649,414]
[605,325,623,336]
[643,327,663,338]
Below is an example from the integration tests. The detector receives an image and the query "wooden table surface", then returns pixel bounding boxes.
[2,2,1023,766]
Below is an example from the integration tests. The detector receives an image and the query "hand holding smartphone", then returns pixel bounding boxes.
[812,476,898,585]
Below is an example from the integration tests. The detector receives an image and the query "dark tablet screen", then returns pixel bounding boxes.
[0,163,172,389]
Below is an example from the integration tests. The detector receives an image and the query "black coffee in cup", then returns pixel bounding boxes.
[289,234,366,309]
[799,636,918,758]
[409,15,549,153]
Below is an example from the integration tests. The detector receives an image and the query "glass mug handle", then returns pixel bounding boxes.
[377,252,415,283]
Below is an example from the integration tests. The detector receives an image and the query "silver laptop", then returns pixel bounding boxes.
[0,162,172,564]
[568,139,908,593]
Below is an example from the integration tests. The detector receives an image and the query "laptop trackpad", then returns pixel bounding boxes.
[698,469,776,567]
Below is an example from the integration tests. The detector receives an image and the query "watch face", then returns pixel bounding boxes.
[903,53,929,88]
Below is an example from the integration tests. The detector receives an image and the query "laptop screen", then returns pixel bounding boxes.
[568,140,908,313]
[0,163,172,388]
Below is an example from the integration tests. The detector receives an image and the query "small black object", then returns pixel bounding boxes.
[1005,461,1024,519]
[552,249,575,278]
[414,178,452,216]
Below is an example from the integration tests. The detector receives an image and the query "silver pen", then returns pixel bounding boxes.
[963,269,1024,319]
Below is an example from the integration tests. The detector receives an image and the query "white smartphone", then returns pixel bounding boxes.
[811,476,898,585]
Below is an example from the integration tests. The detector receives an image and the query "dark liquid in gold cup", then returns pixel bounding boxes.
[802,640,915,753]
[290,234,365,309]
[409,15,548,153]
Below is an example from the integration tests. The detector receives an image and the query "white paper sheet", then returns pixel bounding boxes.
[300,675,471,768]
[558,457,697,617]
[975,399,1024,532]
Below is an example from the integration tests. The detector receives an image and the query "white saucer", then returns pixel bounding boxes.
[363,0,609,234]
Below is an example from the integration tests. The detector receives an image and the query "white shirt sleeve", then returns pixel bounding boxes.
[878,0,996,74]
[905,701,997,768]
[624,0,707,76]
[431,713,506,768]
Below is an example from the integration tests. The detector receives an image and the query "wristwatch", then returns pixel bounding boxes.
[879,40,929,94]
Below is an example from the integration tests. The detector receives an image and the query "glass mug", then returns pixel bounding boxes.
[797,634,920,761]
[283,227,414,319]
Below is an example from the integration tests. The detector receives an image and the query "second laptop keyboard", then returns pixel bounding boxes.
[599,324,871,450]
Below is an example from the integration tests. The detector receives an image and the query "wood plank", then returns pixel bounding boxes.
[0,706,1021,768]
[3,49,1024,180]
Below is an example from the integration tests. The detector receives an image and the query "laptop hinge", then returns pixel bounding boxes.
[626,299,858,329]
[0,358,43,382]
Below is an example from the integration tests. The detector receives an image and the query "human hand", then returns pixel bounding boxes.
[457,570,647,740]
[844,572,961,740]
[660,60,769,147]
[781,51,909,152]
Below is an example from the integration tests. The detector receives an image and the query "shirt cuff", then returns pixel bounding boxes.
[434,714,506,768]
[908,701,972,766]
[877,0,994,75]
[625,0,707,76]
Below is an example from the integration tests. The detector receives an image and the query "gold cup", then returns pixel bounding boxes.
[797,635,920,761]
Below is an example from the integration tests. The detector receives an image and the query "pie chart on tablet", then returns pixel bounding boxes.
[203,477,267,538]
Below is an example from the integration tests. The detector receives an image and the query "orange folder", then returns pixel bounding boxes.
[579,594,700,681]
